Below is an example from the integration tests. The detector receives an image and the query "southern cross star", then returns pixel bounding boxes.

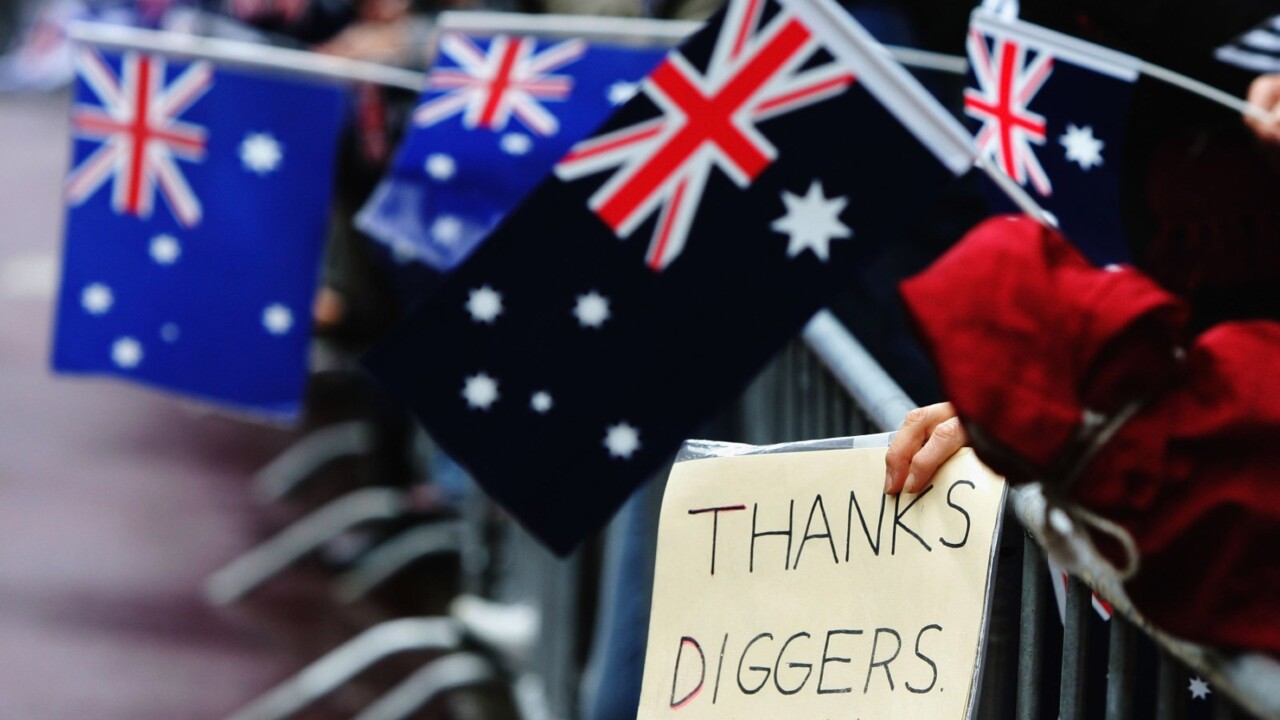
[771,180,853,262]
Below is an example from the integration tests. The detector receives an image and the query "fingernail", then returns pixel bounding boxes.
[883,472,893,493]
[904,473,917,493]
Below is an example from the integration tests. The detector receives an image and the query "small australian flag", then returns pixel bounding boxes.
[355,30,669,271]
[965,10,1142,264]
[51,46,346,419]
[365,0,977,553]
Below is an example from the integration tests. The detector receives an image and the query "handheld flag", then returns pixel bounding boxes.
[1216,14,1280,73]
[51,45,346,419]
[365,0,976,553]
[355,31,668,271]
[964,10,1141,264]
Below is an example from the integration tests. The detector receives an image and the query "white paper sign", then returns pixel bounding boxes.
[639,444,1006,720]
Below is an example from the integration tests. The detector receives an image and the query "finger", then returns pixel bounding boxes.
[1244,76,1280,141]
[903,416,968,494]
[885,403,955,494]
[1246,75,1280,110]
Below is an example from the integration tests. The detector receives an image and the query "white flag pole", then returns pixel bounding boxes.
[882,44,968,75]
[1138,60,1275,123]
[973,155,1058,228]
[438,10,970,75]
[67,14,971,95]
[67,21,429,92]
[973,9,1276,125]
[434,11,699,46]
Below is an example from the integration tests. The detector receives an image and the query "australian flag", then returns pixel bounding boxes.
[965,10,1142,264]
[51,46,346,419]
[355,31,669,271]
[365,0,976,553]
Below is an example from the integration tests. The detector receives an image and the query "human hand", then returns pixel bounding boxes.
[884,402,967,495]
[1244,74,1280,146]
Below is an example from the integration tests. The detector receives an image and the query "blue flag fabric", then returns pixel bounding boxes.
[964,11,1142,265]
[355,32,668,271]
[365,0,976,553]
[51,47,346,419]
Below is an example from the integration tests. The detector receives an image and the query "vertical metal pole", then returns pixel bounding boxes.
[1059,577,1090,720]
[796,345,811,440]
[1156,652,1185,720]
[777,343,794,443]
[1105,616,1135,720]
[794,342,806,440]
[812,354,829,436]
[1015,535,1046,720]
[830,382,850,437]
[738,363,771,445]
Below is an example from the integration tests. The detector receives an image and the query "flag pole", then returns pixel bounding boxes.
[882,45,968,75]
[437,10,970,75]
[66,21,428,92]
[68,15,969,95]
[973,154,1058,228]
[434,11,699,46]
[1138,60,1274,123]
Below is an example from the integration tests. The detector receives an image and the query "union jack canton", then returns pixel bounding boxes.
[555,0,854,271]
[415,33,587,136]
[67,50,213,228]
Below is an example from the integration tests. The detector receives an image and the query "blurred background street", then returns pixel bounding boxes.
[0,90,356,720]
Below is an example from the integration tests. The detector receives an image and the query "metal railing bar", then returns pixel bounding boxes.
[801,310,916,431]
[1157,650,1186,720]
[1105,616,1136,720]
[1015,535,1046,720]
[1060,577,1090,720]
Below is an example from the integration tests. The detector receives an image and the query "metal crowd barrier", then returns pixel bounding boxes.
[220,311,1270,720]
[784,312,1263,720]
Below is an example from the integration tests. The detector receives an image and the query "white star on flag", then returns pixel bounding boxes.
[604,422,640,459]
[240,132,283,175]
[1188,677,1211,700]
[81,283,113,314]
[425,152,457,181]
[432,215,464,246]
[111,336,143,368]
[771,180,852,262]
[466,285,504,324]
[149,234,181,265]
[160,323,180,342]
[462,372,499,410]
[1060,123,1104,170]
[607,80,638,105]
[500,133,533,156]
[390,239,421,264]
[262,303,294,335]
[530,391,553,414]
[573,291,611,329]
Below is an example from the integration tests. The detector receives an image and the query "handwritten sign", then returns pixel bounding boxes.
[638,444,1006,720]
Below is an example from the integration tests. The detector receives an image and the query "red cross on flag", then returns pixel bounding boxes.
[66,49,212,228]
[554,0,854,271]
[964,29,1054,197]
[414,33,587,137]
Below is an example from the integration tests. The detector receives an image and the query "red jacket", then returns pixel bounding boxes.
[901,215,1280,654]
